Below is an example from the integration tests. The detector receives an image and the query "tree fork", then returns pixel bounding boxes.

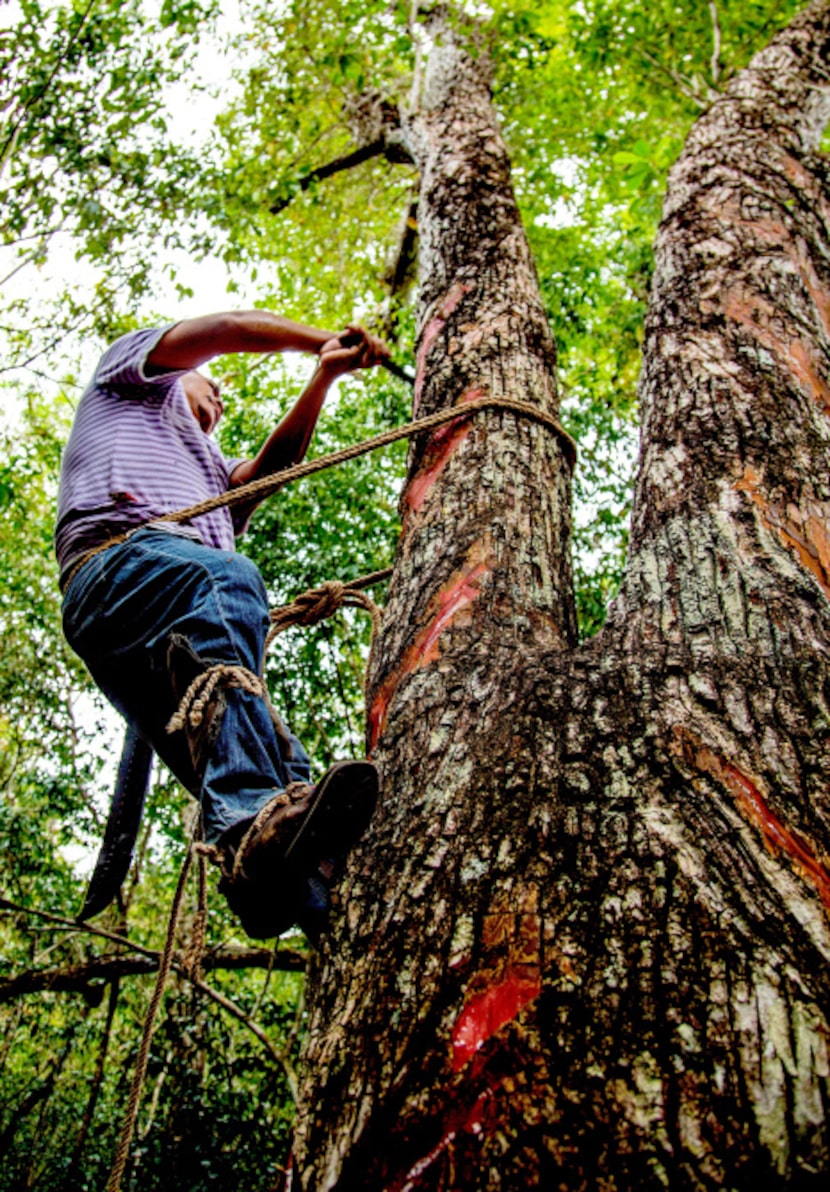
[292,3,830,1189]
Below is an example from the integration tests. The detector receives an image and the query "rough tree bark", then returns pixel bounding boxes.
[292,4,830,1187]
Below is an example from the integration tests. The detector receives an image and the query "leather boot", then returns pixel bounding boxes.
[211,760,378,940]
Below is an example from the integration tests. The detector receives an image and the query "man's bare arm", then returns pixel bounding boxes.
[147,311,337,373]
[229,329,387,493]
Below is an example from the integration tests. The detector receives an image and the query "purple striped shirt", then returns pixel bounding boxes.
[56,326,244,576]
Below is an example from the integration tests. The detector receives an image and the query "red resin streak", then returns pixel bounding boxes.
[403,387,487,521]
[724,762,830,912]
[413,282,471,411]
[451,967,541,1073]
[391,1090,494,1192]
[367,560,489,753]
[403,419,472,517]
[419,562,488,666]
[388,1091,493,1192]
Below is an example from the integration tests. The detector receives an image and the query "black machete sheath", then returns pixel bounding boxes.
[78,720,154,921]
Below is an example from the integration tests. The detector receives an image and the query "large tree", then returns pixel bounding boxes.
[292,2,830,1187]
[4,0,829,1186]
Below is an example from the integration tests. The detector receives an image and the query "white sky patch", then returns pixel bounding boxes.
[534,198,578,230]
[532,158,581,230]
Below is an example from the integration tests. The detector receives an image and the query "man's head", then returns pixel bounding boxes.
[182,371,224,435]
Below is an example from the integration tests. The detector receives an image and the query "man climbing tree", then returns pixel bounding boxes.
[56,312,388,941]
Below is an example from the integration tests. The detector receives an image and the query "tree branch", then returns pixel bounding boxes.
[0,945,305,1004]
[0,896,307,1002]
[269,137,389,213]
[377,186,420,339]
[269,92,415,216]
[0,309,95,375]
[639,48,716,109]
[0,898,307,1092]
[0,0,99,176]
[189,972,301,1099]
[709,0,723,86]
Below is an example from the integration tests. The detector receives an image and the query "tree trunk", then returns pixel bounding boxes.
[293,4,830,1187]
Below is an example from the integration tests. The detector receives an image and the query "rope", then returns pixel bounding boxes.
[105,836,195,1192]
[166,665,269,734]
[266,576,386,649]
[230,782,311,883]
[154,394,576,525]
[182,825,209,984]
[165,571,392,744]
[60,397,574,592]
[166,661,296,760]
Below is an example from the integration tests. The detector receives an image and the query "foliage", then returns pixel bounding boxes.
[0,0,220,375]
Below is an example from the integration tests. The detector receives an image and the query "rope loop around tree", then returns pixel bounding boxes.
[60,395,574,595]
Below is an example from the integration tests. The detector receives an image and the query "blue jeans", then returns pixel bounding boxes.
[62,528,311,843]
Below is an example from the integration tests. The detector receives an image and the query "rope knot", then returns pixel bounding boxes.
[266,579,384,651]
[231,782,314,883]
[166,664,267,735]
[280,580,348,628]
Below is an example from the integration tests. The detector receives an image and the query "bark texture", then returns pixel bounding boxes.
[293,5,830,1188]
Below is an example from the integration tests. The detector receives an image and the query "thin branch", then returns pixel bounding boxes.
[376,185,420,340]
[17,366,84,395]
[639,49,712,109]
[0,945,305,1003]
[321,617,358,755]
[0,246,41,288]
[0,896,162,960]
[190,973,300,1100]
[386,191,419,298]
[137,1063,168,1142]
[0,1002,24,1077]
[709,1,723,86]
[0,0,99,176]
[123,806,155,914]
[0,896,306,974]
[0,1026,77,1158]
[250,941,278,1019]
[0,226,63,248]
[269,137,388,214]
[0,1078,55,1157]
[0,309,95,375]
